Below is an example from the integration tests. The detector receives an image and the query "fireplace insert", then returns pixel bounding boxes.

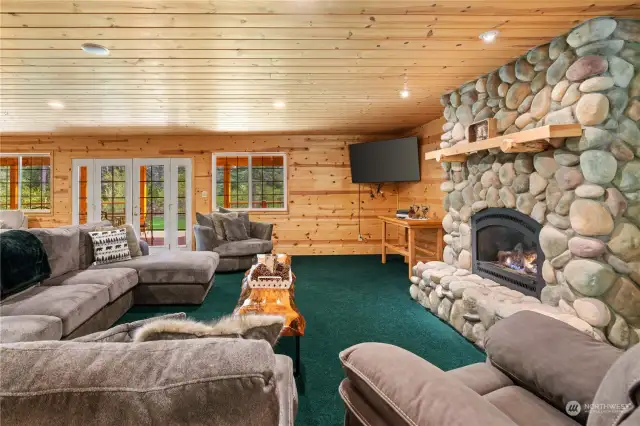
[471,208,544,298]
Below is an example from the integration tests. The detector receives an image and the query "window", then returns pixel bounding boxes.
[213,153,287,211]
[0,154,51,212]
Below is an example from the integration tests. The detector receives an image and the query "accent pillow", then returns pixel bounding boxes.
[89,228,132,265]
[97,224,142,257]
[195,212,215,229]
[220,207,250,235]
[220,215,250,241]
[211,211,238,240]
[133,314,285,347]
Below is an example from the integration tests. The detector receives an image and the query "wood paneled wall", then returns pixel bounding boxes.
[0,132,410,254]
[396,117,447,251]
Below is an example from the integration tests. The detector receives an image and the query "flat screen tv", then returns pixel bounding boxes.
[349,137,420,183]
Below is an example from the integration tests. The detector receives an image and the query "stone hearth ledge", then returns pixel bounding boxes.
[409,261,610,349]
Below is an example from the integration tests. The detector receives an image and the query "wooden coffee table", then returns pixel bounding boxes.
[233,254,305,375]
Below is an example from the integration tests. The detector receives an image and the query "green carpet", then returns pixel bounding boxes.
[118,254,485,426]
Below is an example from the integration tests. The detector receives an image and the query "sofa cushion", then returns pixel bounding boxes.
[214,238,273,258]
[42,268,138,302]
[90,251,219,284]
[339,342,518,426]
[485,311,622,425]
[588,342,640,426]
[0,315,63,342]
[448,362,514,396]
[485,386,581,426]
[0,339,280,426]
[0,285,110,336]
[28,227,79,278]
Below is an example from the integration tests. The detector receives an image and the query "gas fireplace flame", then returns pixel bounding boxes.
[496,243,537,275]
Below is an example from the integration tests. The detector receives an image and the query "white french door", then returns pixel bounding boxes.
[72,158,192,251]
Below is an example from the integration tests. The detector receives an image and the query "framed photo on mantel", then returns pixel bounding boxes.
[466,118,497,143]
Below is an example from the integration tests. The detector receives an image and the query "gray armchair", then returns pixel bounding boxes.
[194,217,273,272]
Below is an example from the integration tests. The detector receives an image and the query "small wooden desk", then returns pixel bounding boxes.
[379,216,444,278]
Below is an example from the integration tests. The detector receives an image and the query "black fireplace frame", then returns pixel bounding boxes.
[471,208,545,299]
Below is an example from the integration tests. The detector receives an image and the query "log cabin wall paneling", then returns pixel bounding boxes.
[396,117,447,250]
[0,133,409,254]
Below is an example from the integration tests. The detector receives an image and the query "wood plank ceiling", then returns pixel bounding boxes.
[0,1,638,135]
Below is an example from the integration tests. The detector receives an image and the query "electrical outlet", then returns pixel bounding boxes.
[358,234,363,241]
[201,191,208,198]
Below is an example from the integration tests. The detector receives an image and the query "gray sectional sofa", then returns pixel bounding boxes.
[0,221,219,341]
[0,221,299,426]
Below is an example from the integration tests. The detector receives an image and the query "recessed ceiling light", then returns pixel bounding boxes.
[47,100,65,109]
[400,89,410,99]
[479,30,499,43]
[273,101,286,109]
[81,43,110,56]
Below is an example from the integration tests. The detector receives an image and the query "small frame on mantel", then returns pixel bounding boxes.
[466,118,497,143]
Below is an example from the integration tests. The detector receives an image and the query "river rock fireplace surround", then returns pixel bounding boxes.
[409,17,639,351]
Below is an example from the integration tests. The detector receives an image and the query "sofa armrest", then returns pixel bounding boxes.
[250,221,273,241]
[194,224,221,251]
[1,339,281,426]
[485,311,623,425]
[339,343,518,426]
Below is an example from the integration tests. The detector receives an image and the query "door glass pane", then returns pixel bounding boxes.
[176,166,187,248]
[100,166,127,226]
[139,165,165,247]
[78,166,88,224]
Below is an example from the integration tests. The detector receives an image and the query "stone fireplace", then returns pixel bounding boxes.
[409,17,639,351]
[471,208,544,299]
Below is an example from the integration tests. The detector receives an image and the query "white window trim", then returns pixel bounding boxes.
[212,152,288,212]
[0,153,51,212]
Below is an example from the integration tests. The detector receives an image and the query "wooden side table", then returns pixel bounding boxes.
[378,216,444,278]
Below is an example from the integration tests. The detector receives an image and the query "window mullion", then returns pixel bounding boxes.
[248,154,252,210]
[17,155,22,210]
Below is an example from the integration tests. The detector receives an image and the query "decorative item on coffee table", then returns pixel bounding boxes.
[234,254,305,375]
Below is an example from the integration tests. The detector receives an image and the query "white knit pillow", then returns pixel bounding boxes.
[89,228,132,265]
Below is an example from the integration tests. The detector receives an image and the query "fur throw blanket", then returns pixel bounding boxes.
[133,314,285,347]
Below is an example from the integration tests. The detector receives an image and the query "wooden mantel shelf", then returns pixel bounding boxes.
[424,124,582,162]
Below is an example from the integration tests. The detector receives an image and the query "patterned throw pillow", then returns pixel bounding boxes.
[89,228,132,265]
